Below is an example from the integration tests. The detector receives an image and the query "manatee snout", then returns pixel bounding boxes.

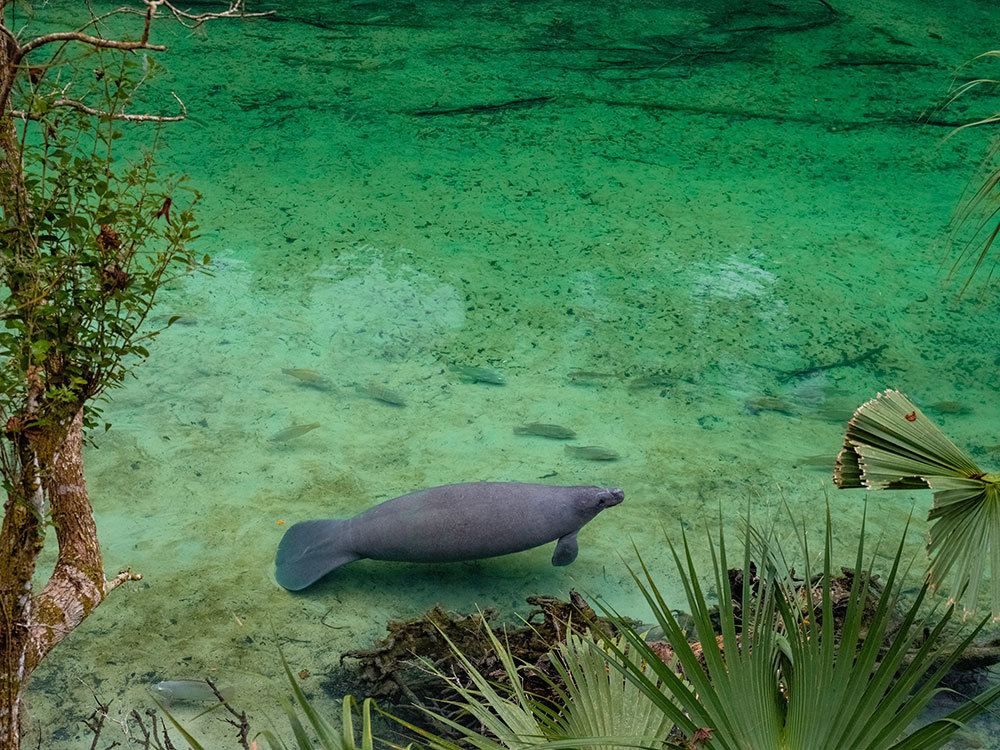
[601,488,625,507]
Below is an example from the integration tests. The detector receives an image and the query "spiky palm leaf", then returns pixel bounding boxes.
[547,631,679,749]
[593,507,1000,750]
[833,389,1000,616]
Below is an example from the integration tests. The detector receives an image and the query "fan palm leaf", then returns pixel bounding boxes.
[833,389,1000,616]
[387,619,681,750]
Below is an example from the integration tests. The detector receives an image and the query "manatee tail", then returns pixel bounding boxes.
[275,519,360,591]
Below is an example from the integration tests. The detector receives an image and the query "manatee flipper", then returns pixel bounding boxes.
[275,519,360,591]
[551,531,579,566]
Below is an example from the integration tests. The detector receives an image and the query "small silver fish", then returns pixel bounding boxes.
[565,445,620,461]
[450,364,506,385]
[795,455,836,471]
[149,679,234,704]
[357,383,406,406]
[282,368,333,390]
[513,423,576,440]
[269,423,321,442]
[566,370,617,385]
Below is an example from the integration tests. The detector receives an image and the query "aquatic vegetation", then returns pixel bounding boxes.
[834,389,1000,617]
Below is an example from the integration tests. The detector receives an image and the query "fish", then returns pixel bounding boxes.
[450,364,506,385]
[269,423,321,442]
[357,383,406,406]
[152,314,197,326]
[564,445,620,461]
[626,372,675,391]
[282,368,333,390]
[567,370,617,382]
[745,396,796,416]
[149,679,234,704]
[925,401,971,416]
[794,454,837,471]
[513,423,577,440]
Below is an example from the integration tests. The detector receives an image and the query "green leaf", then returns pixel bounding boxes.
[30,340,51,359]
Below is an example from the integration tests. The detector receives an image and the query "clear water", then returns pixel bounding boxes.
[20,0,1000,746]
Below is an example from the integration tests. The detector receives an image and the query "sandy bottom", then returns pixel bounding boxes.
[20,0,1000,747]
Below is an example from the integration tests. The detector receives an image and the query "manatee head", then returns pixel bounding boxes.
[575,486,624,519]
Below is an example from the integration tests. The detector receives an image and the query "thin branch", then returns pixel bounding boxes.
[18,21,163,65]
[158,0,274,28]
[105,568,143,594]
[12,91,187,122]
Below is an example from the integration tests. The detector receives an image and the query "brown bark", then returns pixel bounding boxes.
[27,410,139,673]
[0,411,139,749]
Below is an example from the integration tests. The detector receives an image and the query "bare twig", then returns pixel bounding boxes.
[207,679,252,749]
[11,91,187,122]
[158,0,274,28]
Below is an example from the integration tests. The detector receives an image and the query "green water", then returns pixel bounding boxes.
[20,0,1000,746]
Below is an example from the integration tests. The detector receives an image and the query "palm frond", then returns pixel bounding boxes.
[938,48,1000,295]
[833,389,1000,616]
[594,504,1000,750]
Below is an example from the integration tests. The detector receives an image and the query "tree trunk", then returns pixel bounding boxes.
[0,410,137,749]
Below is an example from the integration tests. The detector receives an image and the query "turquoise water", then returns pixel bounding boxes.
[21,0,1000,746]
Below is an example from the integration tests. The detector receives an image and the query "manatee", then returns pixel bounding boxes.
[274,481,624,591]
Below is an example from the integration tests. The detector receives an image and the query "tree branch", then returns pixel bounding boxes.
[15,2,163,64]
[11,91,187,122]
[25,409,139,673]
[157,0,274,29]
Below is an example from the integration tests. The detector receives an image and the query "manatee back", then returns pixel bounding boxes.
[350,482,590,563]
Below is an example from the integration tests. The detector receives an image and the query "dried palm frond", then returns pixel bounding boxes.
[834,389,1000,617]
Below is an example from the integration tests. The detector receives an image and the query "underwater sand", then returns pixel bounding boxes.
[22,0,1000,746]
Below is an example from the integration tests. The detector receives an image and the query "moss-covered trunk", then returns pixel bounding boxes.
[0,408,135,749]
